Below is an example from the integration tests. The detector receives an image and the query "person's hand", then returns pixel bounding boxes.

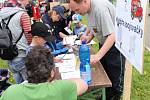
[80,34,87,42]
[54,57,63,63]
[67,21,72,29]
[90,54,100,64]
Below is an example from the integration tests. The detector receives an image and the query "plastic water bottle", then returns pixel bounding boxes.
[79,40,91,84]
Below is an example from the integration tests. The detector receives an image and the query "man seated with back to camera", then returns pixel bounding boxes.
[0,46,88,100]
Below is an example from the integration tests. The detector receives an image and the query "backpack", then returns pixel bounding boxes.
[0,12,23,60]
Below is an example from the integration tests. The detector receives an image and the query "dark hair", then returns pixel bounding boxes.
[25,46,55,83]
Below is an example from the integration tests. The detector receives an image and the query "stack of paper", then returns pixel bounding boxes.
[55,53,81,79]
[61,70,81,79]
[55,54,76,72]
[63,35,77,45]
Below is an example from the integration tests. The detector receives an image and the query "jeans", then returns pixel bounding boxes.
[8,57,27,84]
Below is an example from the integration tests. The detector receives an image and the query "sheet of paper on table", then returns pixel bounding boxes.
[55,54,77,72]
[61,70,81,79]
[55,53,81,79]
[74,40,96,45]
[64,27,73,35]
[68,48,73,53]
[63,35,77,45]
[59,66,75,73]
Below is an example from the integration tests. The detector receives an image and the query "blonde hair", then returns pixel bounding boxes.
[48,10,58,17]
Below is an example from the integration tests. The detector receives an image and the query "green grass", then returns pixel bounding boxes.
[0,59,15,83]
[131,50,150,100]
[0,59,8,68]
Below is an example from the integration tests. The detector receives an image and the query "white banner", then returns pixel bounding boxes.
[115,0,148,73]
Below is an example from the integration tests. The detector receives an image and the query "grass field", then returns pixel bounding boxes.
[131,50,150,100]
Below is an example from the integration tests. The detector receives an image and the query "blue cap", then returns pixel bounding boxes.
[52,5,66,19]
[72,14,82,23]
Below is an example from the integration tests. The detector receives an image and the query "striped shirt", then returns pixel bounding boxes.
[20,12,32,44]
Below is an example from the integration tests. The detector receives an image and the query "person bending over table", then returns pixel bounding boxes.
[69,0,126,100]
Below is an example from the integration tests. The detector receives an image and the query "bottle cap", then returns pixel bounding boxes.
[81,40,86,44]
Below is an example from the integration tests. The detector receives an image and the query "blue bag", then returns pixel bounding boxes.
[46,41,68,56]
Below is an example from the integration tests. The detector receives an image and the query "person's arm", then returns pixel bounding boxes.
[90,5,116,64]
[54,57,63,63]
[20,12,32,44]
[80,28,94,43]
[90,32,115,64]
[69,78,88,95]
[59,32,68,38]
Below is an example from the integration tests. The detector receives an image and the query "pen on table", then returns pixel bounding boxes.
[60,52,67,60]
[60,50,69,60]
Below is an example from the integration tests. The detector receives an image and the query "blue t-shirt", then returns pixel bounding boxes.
[73,24,87,36]
[26,44,51,55]
[26,42,68,56]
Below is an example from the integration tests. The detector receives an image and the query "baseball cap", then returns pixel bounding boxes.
[52,5,66,19]
[72,14,82,23]
[31,22,52,42]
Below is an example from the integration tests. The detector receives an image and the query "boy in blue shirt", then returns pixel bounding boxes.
[72,14,87,38]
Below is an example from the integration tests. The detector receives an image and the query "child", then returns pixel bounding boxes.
[27,22,67,61]
[72,14,87,37]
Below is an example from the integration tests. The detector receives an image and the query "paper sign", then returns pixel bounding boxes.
[115,0,148,73]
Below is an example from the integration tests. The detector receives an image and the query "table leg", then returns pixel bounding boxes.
[102,88,106,100]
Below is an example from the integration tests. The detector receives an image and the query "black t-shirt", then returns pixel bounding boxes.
[49,19,69,43]
[42,13,69,43]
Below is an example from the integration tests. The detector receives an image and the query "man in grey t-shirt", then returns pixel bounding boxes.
[69,0,125,100]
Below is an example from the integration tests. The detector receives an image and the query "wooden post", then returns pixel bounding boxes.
[145,5,150,51]
[123,60,132,100]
